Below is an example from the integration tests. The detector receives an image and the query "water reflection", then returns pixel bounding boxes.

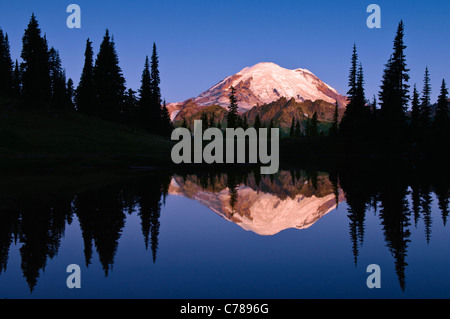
[0,166,448,294]
[170,169,345,235]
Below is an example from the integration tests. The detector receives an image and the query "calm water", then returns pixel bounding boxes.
[0,166,449,299]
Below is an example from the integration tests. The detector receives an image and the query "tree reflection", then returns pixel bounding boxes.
[0,166,448,293]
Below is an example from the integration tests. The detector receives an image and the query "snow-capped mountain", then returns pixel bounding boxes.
[168,172,345,236]
[168,62,346,120]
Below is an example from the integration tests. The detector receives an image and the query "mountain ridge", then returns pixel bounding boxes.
[168,62,347,122]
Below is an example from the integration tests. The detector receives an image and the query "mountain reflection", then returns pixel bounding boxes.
[170,169,345,235]
[0,166,448,292]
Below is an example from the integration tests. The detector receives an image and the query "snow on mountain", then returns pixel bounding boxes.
[168,62,346,119]
[169,176,345,236]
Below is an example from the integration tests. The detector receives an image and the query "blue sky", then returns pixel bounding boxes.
[0,0,449,104]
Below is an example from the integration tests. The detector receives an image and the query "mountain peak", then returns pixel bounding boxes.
[169,62,346,120]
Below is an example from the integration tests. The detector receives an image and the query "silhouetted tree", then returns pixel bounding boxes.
[150,43,162,133]
[329,101,339,136]
[20,14,51,103]
[227,86,239,128]
[420,67,432,129]
[123,88,137,123]
[340,47,369,137]
[93,30,126,122]
[66,78,75,110]
[0,28,13,97]
[379,21,410,138]
[12,60,21,97]
[76,39,95,115]
[161,99,173,136]
[48,47,67,108]
[410,84,421,135]
[434,79,449,133]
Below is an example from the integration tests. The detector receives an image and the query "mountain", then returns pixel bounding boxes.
[168,62,347,121]
[168,171,345,236]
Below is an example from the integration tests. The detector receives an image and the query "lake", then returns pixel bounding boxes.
[0,165,448,299]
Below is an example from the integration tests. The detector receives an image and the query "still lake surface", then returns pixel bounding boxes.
[0,166,448,299]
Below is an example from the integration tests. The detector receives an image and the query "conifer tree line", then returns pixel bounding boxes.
[0,14,173,137]
[336,20,448,149]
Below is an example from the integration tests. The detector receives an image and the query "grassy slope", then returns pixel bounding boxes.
[0,98,174,169]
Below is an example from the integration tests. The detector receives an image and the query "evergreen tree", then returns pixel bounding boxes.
[139,55,153,130]
[410,84,421,131]
[76,39,95,115]
[0,28,13,97]
[93,30,126,122]
[340,46,368,137]
[348,44,359,102]
[329,101,339,136]
[149,43,162,132]
[12,60,21,97]
[226,86,239,128]
[161,99,173,137]
[123,88,137,123]
[435,79,449,131]
[20,14,51,103]
[66,78,75,110]
[48,47,67,108]
[420,67,432,128]
[379,21,410,136]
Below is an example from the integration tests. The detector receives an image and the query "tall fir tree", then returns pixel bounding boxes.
[139,55,153,130]
[161,99,173,137]
[0,28,13,97]
[329,101,339,136]
[379,21,410,136]
[66,78,75,110]
[20,14,51,103]
[149,43,162,133]
[340,44,358,136]
[123,88,137,123]
[226,86,239,128]
[12,60,21,97]
[48,47,67,108]
[420,67,432,128]
[435,79,449,131]
[410,84,421,132]
[340,45,368,137]
[76,39,95,115]
[93,30,126,122]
